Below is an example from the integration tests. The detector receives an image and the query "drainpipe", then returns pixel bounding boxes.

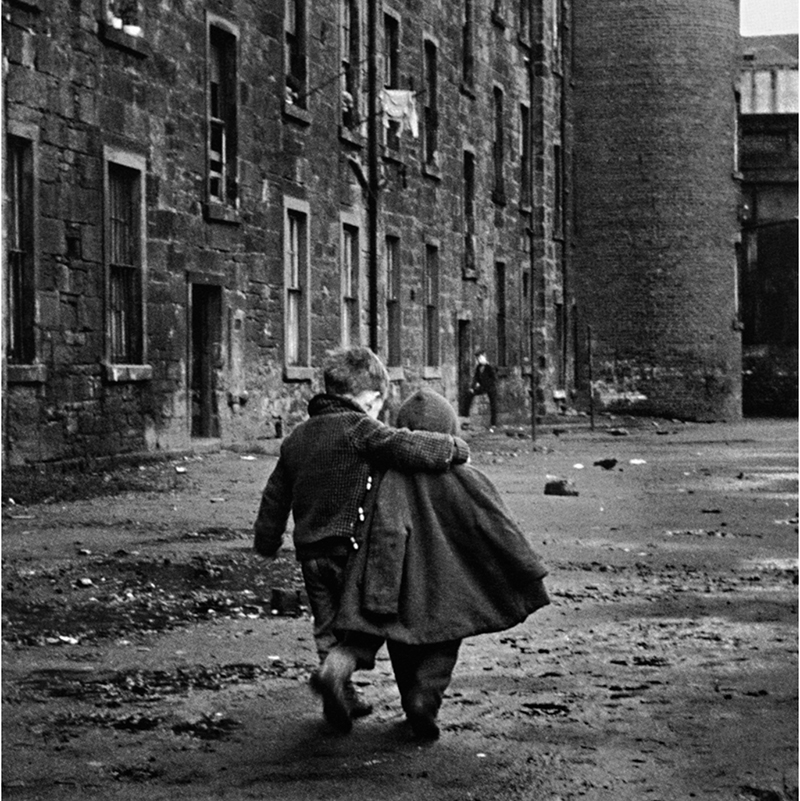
[367,0,379,353]
[527,53,537,445]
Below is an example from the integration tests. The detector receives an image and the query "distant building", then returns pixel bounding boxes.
[738,34,798,416]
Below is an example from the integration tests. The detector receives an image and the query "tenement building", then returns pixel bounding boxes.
[738,34,798,416]
[3,0,744,465]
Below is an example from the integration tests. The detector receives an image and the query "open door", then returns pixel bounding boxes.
[457,319,472,416]
[190,283,222,439]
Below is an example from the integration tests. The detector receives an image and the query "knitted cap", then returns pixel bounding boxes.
[396,388,458,435]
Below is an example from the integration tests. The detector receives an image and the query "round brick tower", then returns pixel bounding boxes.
[571,0,742,420]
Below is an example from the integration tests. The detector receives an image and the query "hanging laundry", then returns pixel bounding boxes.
[380,89,419,139]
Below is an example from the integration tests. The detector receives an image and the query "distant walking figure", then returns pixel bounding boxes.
[466,349,498,426]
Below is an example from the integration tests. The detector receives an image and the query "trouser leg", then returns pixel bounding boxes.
[300,555,348,663]
[387,640,461,737]
[487,389,498,425]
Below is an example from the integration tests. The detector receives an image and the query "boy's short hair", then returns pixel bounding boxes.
[323,347,390,397]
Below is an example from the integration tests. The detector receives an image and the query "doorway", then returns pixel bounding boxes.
[457,319,473,416]
[190,283,222,439]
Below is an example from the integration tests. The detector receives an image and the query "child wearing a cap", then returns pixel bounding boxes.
[325,387,550,740]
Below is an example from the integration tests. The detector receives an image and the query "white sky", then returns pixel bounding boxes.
[740,0,798,35]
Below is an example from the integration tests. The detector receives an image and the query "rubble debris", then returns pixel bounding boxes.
[544,477,579,497]
[593,459,618,470]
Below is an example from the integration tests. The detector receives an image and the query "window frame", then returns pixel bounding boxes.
[385,234,402,366]
[492,85,506,204]
[285,0,308,111]
[383,11,402,151]
[495,261,508,367]
[423,242,440,369]
[422,37,439,170]
[340,213,363,348]
[102,145,150,381]
[205,14,239,222]
[340,0,364,132]
[5,122,42,380]
[283,196,312,379]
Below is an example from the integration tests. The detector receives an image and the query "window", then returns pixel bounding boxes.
[106,0,140,29]
[341,223,361,347]
[495,262,507,367]
[207,21,238,210]
[6,134,36,365]
[423,39,438,165]
[284,200,310,368]
[385,236,402,366]
[553,143,564,237]
[463,150,477,278]
[520,103,532,207]
[285,0,307,107]
[492,86,505,203]
[462,0,475,88]
[424,244,440,367]
[383,13,401,150]
[105,150,146,365]
[341,0,362,130]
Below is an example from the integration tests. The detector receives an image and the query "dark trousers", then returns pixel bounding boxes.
[342,632,461,717]
[387,639,461,717]
[466,390,497,425]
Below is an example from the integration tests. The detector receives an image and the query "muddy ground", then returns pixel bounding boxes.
[2,417,797,801]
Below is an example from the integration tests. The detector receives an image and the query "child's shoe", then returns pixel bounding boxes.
[345,681,373,718]
[309,649,356,733]
[405,694,440,741]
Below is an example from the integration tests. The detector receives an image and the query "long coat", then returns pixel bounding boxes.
[336,463,550,645]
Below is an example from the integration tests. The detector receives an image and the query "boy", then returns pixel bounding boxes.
[253,348,469,732]
[332,388,549,740]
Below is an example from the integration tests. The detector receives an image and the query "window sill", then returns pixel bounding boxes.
[284,365,315,382]
[491,10,508,29]
[98,21,149,58]
[104,364,153,382]
[283,102,311,126]
[203,202,240,224]
[8,0,44,9]
[339,126,364,148]
[387,366,405,382]
[422,161,442,181]
[460,82,476,99]
[518,202,533,215]
[517,34,532,50]
[381,147,403,164]
[7,363,48,384]
[422,366,442,380]
[462,264,478,281]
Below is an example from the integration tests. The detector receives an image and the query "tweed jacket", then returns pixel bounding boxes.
[253,394,470,559]
[335,463,550,644]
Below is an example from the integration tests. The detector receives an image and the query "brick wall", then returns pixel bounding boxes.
[571,0,743,420]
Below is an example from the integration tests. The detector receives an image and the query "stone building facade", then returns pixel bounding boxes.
[3,0,745,466]
[3,0,574,464]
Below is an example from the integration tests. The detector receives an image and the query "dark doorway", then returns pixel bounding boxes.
[457,319,472,416]
[190,283,222,438]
